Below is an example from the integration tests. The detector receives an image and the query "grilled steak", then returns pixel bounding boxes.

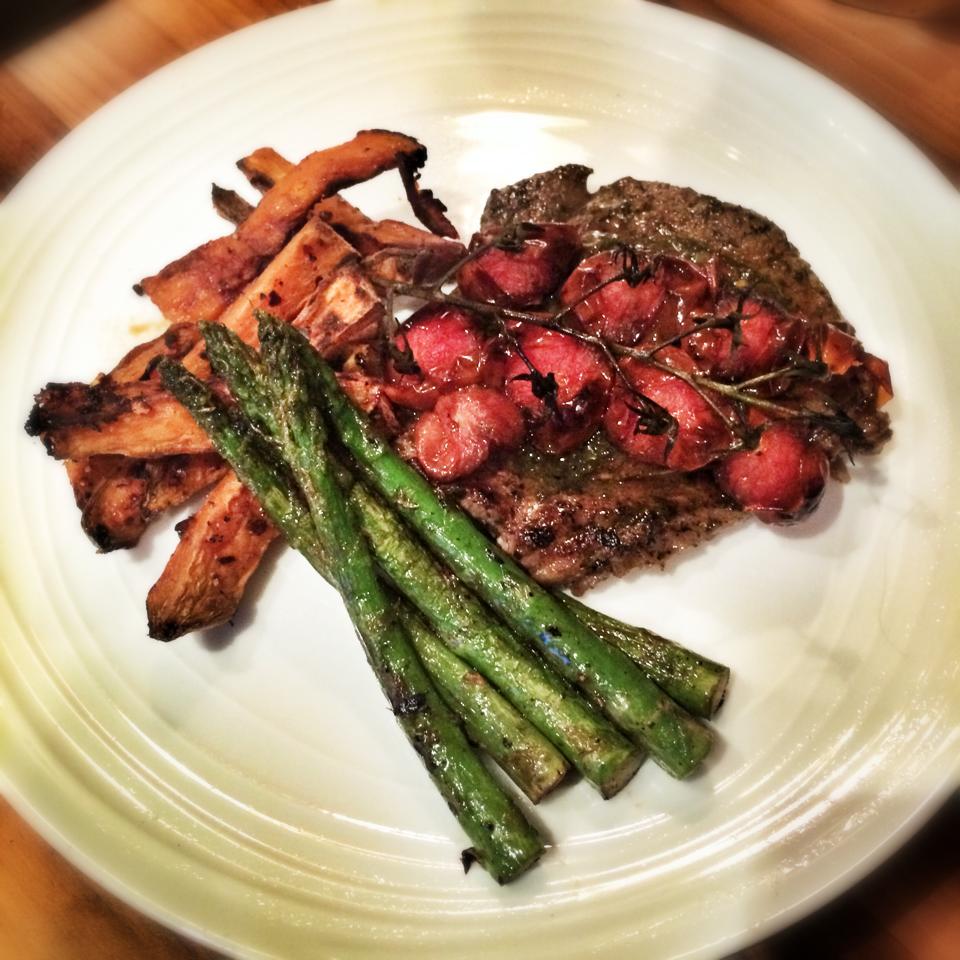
[443,167,891,592]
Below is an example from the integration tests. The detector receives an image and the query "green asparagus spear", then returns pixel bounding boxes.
[156,359,327,568]
[559,594,730,719]
[260,327,544,879]
[291,324,714,779]
[159,357,544,884]
[203,320,575,802]
[201,322,280,437]
[398,605,570,803]
[351,482,642,798]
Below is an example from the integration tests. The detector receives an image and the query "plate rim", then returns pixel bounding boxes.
[1,2,958,958]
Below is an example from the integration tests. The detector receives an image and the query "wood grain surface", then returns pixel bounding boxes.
[1,1,957,958]
[669,0,960,180]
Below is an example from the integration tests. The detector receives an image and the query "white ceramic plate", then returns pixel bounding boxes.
[1,1,958,957]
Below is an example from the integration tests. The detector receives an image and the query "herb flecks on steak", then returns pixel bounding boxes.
[455,437,736,591]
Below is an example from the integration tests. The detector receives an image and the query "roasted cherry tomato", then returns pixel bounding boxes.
[714,421,829,523]
[603,349,731,471]
[414,385,525,481]
[560,249,666,345]
[457,223,581,308]
[504,328,613,454]
[384,304,497,410]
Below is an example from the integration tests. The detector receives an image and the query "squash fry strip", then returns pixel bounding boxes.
[238,148,466,284]
[49,324,223,548]
[44,131,445,549]
[28,217,360,460]
[180,216,357,374]
[110,323,203,380]
[146,246,385,639]
[396,153,459,239]
[140,130,430,324]
[147,475,279,641]
[28,380,214,459]
[236,147,292,190]
[211,184,254,226]
[65,454,227,551]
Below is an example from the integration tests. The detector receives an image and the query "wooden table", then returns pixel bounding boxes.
[1,2,957,958]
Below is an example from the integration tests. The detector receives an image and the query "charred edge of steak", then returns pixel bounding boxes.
[481,164,594,234]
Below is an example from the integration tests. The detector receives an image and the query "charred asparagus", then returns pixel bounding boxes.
[300,335,714,779]
[160,357,545,883]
